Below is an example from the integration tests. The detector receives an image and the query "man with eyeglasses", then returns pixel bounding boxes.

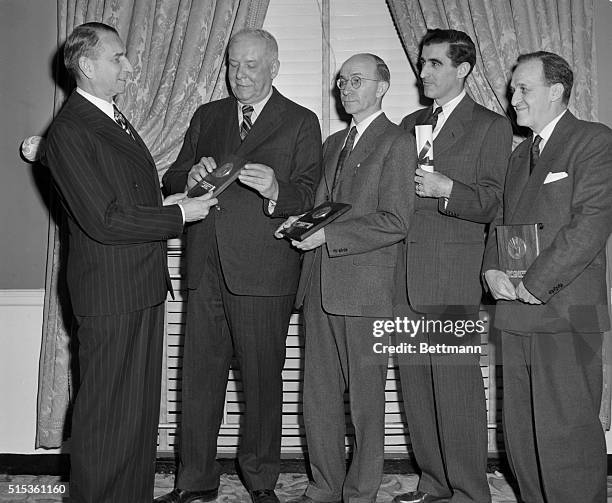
[394,29,512,502]
[278,53,415,503]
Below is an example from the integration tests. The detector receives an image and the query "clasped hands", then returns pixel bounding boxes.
[415,167,453,198]
[483,270,542,304]
[187,156,279,201]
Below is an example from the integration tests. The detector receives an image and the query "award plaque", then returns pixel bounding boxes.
[279,202,352,241]
[187,154,246,198]
[415,125,434,172]
[496,223,543,286]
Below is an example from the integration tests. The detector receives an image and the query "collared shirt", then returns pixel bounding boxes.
[433,89,466,138]
[533,109,567,153]
[237,87,274,126]
[346,109,384,147]
[77,87,116,119]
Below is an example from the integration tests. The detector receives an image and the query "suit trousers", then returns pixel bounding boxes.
[303,257,388,503]
[501,330,606,503]
[176,243,294,492]
[70,303,165,503]
[396,306,489,503]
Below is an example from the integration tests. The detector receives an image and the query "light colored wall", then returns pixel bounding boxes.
[0,0,56,289]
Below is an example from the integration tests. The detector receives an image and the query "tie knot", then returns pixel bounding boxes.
[346,126,357,143]
[532,134,542,149]
[242,105,254,119]
[432,106,442,119]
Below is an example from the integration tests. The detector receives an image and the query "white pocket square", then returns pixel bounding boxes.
[543,171,568,184]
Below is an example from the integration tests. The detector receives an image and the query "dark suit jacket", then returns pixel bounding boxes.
[400,94,512,313]
[43,92,184,316]
[163,87,322,295]
[483,111,612,332]
[296,113,414,317]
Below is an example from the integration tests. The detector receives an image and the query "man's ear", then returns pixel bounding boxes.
[549,82,564,103]
[78,56,94,79]
[456,61,471,80]
[376,80,390,98]
[270,59,280,80]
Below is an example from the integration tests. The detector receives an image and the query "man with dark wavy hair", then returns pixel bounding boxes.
[396,29,512,502]
[484,51,611,503]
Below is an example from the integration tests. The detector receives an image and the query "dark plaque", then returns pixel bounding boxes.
[279,202,352,241]
[496,223,542,286]
[187,155,246,198]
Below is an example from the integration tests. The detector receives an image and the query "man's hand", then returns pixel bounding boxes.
[516,281,542,304]
[291,228,325,251]
[186,157,217,190]
[415,168,453,198]
[163,192,186,206]
[484,269,517,301]
[180,191,218,222]
[274,215,302,239]
[239,163,279,200]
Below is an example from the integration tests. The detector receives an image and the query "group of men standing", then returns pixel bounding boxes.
[43,19,611,503]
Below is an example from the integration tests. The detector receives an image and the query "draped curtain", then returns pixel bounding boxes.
[37,0,270,448]
[386,0,609,429]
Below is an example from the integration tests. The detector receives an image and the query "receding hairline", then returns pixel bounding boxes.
[228,28,278,60]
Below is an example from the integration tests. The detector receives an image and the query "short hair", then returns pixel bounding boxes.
[228,28,278,61]
[517,51,574,105]
[363,53,390,84]
[64,22,118,80]
[421,28,476,76]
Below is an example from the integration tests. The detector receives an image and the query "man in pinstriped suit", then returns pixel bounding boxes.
[43,22,216,503]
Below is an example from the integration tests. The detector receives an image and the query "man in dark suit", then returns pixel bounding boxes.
[158,29,321,503]
[396,30,512,503]
[483,51,612,503]
[43,22,217,503]
[280,53,414,503]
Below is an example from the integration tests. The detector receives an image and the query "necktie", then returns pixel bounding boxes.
[240,105,254,141]
[425,106,443,131]
[113,104,135,140]
[331,126,357,199]
[530,134,542,174]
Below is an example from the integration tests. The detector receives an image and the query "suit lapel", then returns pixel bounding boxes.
[433,94,472,157]
[509,112,575,222]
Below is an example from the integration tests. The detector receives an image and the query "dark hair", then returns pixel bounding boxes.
[517,51,573,104]
[363,53,390,84]
[421,29,476,76]
[64,22,118,80]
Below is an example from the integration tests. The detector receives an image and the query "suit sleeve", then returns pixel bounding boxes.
[443,115,512,223]
[325,133,414,256]
[162,106,204,195]
[45,121,184,245]
[270,110,322,217]
[523,127,612,302]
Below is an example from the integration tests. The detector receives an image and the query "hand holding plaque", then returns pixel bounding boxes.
[496,223,542,286]
[187,154,246,198]
[277,202,352,241]
[415,125,434,172]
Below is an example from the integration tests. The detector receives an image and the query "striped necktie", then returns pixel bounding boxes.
[530,134,542,174]
[240,105,254,141]
[113,104,135,140]
[331,126,357,199]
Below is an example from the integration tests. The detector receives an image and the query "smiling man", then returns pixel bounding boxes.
[159,29,321,503]
[483,51,612,503]
[43,22,217,503]
[395,29,512,503]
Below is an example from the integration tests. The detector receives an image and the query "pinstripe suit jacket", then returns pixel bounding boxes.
[44,92,184,316]
[400,95,512,314]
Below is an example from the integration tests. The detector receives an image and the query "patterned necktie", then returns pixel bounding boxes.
[113,104,135,140]
[240,105,254,141]
[426,106,443,131]
[530,134,542,174]
[331,126,357,199]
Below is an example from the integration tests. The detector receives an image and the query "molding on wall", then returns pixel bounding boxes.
[0,289,45,306]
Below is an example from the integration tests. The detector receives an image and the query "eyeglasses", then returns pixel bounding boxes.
[336,76,380,90]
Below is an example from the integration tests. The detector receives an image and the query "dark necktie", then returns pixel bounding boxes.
[113,104,135,140]
[425,106,443,131]
[331,126,357,199]
[240,105,254,141]
[530,134,542,174]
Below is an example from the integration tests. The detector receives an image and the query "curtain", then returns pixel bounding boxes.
[386,0,609,429]
[37,0,270,449]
